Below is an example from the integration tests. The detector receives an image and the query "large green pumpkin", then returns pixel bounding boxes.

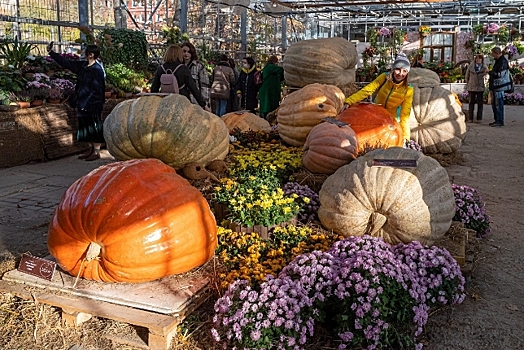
[103,94,229,169]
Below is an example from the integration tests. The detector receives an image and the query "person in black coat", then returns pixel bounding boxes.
[235,57,259,113]
[150,45,208,109]
[488,46,511,127]
[47,43,106,161]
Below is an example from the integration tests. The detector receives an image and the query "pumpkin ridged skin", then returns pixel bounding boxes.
[221,111,271,132]
[407,67,441,87]
[408,85,467,154]
[47,159,218,283]
[302,122,359,174]
[277,83,346,146]
[103,94,230,169]
[337,103,404,152]
[283,37,358,87]
[318,147,455,245]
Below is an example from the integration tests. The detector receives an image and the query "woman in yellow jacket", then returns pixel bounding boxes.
[343,53,414,142]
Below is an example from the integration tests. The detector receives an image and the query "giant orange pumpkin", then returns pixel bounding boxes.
[47,159,217,283]
[337,103,404,152]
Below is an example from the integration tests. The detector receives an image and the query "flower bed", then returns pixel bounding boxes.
[202,128,486,349]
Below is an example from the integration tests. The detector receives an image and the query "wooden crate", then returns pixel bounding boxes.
[0,267,211,350]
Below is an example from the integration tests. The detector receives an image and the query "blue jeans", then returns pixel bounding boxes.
[491,91,505,125]
[215,99,227,117]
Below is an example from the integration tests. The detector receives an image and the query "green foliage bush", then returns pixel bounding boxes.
[98,28,148,70]
[105,63,147,94]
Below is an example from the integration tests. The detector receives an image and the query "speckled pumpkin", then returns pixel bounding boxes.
[283,37,358,88]
[318,147,455,245]
[302,121,359,174]
[408,85,467,154]
[47,159,218,283]
[103,94,229,169]
[221,111,271,133]
[277,83,346,147]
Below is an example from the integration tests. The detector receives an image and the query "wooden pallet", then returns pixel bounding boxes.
[0,268,211,350]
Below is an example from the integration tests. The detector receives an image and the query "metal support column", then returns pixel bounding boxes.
[241,9,247,56]
[180,0,188,33]
[79,0,88,45]
[282,15,287,52]
[114,0,127,29]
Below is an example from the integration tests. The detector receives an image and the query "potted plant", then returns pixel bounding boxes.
[12,91,31,108]
[25,77,51,106]
[0,37,36,70]
[47,87,62,104]
[418,25,432,37]
[473,24,485,37]
[50,78,75,102]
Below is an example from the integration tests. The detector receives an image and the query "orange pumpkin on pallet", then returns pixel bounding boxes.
[337,102,404,152]
[47,159,218,283]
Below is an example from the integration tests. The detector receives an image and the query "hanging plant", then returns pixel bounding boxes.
[378,27,391,37]
[393,28,406,45]
[472,24,485,36]
[418,25,432,36]
[497,26,510,44]
[367,27,379,46]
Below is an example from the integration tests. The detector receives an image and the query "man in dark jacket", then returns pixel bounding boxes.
[47,43,106,161]
[488,46,511,127]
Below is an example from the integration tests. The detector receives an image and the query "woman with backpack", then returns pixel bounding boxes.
[235,57,259,114]
[210,54,235,117]
[150,45,208,109]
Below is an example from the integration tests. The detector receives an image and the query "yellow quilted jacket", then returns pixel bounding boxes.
[344,72,414,141]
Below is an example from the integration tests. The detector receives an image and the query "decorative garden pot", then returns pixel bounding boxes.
[47,99,61,104]
[105,91,112,98]
[17,101,30,109]
[31,100,43,107]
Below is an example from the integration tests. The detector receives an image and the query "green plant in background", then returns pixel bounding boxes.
[497,25,510,44]
[105,63,147,94]
[0,68,25,93]
[0,37,37,69]
[161,26,190,46]
[97,28,149,70]
[392,28,406,46]
[367,27,379,46]
[472,24,485,36]
[0,89,11,105]
[513,41,524,54]
[199,41,220,75]
[77,26,97,45]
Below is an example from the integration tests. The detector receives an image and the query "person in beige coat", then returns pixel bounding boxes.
[465,54,489,123]
[210,54,236,117]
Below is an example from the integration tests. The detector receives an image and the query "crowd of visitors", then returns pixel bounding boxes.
[46,39,513,166]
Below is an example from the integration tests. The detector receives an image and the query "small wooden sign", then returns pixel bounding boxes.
[371,159,418,168]
[322,117,349,127]
[18,254,56,281]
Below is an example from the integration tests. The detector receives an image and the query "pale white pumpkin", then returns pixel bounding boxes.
[318,147,455,245]
[408,85,467,154]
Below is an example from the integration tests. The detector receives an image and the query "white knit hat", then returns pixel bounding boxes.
[392,53,411,72]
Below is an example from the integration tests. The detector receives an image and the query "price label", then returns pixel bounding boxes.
[18,254,56,281]
[371,159,418,168]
